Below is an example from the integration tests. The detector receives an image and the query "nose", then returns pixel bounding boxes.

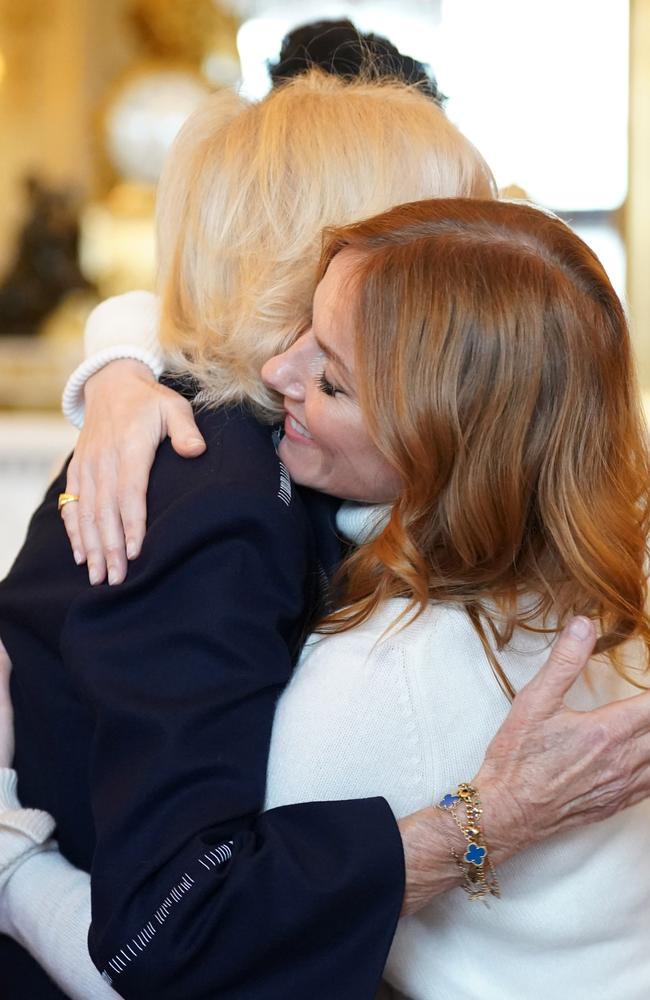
[262,331,312,400]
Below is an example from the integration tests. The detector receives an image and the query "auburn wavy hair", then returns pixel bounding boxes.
[318,198,650,690]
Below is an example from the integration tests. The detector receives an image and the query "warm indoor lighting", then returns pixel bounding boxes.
[0,51,6,86]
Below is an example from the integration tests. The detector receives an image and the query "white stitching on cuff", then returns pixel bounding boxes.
[99,840,234,986]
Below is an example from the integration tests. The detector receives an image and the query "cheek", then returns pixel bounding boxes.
[303,393,338,448]
[333,420,400,500]
[358,446,401,498]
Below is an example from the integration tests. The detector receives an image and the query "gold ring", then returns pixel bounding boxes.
[58,492,80,512]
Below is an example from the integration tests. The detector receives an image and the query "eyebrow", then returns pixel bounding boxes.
[314,335,353,383]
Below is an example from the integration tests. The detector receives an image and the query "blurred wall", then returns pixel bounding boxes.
[0,0,136,274]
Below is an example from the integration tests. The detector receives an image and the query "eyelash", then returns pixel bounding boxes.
[316,371,342,397]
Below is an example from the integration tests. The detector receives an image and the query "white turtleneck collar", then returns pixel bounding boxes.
[335,501,391,545]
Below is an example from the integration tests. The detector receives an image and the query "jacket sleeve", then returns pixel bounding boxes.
[61,480,404,1000]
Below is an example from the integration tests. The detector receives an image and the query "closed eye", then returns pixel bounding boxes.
[316,371,344,397]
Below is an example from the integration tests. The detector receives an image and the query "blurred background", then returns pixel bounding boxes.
[0,0,648,573]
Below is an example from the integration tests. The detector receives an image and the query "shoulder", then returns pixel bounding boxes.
[62,410,315,652]
[304,601,473,657]
[293,602,483,702]
[146,405,300,532]
[193,405,277,471]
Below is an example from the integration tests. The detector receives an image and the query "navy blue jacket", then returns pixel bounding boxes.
[0,402,404,999]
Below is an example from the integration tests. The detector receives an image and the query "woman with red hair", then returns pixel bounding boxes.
[260,197,650,996]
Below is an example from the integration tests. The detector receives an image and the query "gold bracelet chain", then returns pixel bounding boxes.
[437,783,500,901]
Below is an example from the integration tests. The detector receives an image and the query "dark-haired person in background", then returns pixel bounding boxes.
[268,17,445,104]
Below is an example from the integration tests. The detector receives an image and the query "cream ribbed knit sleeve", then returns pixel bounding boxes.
[62,290,164,428]
[0,769,115,998]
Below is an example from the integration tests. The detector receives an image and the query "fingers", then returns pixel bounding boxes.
[567,738,650,824]
[623,757,650,812]
[76,468,107,586]
[61,461,86,566]
[520,616,597,713]
[116,390,203,561]
[116,439,156,564]
[163,391,206,458]
[63,458,134,585]
[62,462,114,584]
[96,476,130,586]
[601,686,650,740]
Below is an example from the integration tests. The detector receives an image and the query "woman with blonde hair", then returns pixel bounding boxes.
[0,72,494,1000]
[1,78,650,1000]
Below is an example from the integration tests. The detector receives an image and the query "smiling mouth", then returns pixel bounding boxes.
[285,413,314,441]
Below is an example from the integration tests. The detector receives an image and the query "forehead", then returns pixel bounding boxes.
[313,250,363,344]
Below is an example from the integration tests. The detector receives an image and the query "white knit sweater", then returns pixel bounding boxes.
[265,576,650,999]
[0,771,116,998]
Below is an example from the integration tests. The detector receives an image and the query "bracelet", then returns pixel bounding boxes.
[437,783,500,901]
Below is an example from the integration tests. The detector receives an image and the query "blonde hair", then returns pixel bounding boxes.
[155,71,495,419]
[317,199,650,688]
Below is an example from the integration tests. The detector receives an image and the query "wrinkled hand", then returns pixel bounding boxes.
[400,617,650,916]
[61,359,206,586]
[476,617,650,858]
[0,640,14,768]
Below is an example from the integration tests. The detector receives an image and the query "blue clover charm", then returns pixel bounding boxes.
[464,842,487,866]
[439,793,460,809]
